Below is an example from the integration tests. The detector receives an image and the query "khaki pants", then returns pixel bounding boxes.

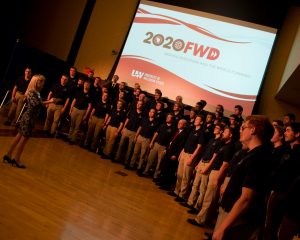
[115,128,136,163]
[174,150,194,199]
[103,125,118,156]
[69,107,86,142]
[187,161,209,207]
[143,142,166,178]
[44,103,63,134]
[84,116,104,149]
[130,135,150,169]
[7,91,25,123]
[195,170,219,224]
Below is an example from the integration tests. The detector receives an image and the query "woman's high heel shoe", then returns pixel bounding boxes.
[3,155,12,164]
[11,159,26,169]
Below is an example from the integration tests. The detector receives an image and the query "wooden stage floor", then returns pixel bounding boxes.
[0,128,208,239]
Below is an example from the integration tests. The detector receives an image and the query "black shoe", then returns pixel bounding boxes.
[174,196,185,202]
[180,202,193,209]
[3,155,12,164]
[101,154,111,159]
[155,181,164,186]
[167,191,177,197]
[124,165,135,170]
[159,185,171,191]
[136,168,144,176]
[187,218,206,228]
[187,207,199,214]
[4,120,11,126]
[11,159,26,169]
[204,232,213,239]
[153,178,160,183]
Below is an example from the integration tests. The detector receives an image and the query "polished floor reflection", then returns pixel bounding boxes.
[0,135,207,240]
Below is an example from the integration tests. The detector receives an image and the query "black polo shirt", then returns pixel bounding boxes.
[221,145,272,226]
[15,76,30,94]
[203,123,215,144]
[172,112,184,125]
[93,100,111,118]
[109,109,126,128]
[125,110,143,132]
[272,144,300,193]
[202,137,223,162]
[74,90,91,110]
[211,141,236,170]
[91,86,102,104]
[51,83,69,105]
[139,118,158,139]
[184,128,205,154]
[227,149,247,177]
[156,110,166,126]
[156,123,176,147]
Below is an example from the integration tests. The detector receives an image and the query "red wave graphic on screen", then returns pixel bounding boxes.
[116,56,255,115]
[136,8,250,44]
[134,17,180,25]
[205,85,256,101]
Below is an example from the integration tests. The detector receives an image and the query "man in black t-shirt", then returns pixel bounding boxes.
[128,108,158,171]
[188,127,235,227]
[115,100,144,164]
[185,124,223,212]
[174,115,205,201]
[68,80,92,144]
[102,100,126,159]
[43,74,70,136]
[143,114,176,178]
[5,67,32,125]
[84,92,111,151]
[212,115,274,240]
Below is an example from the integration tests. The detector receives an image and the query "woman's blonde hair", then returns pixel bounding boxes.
[25,74,46,95]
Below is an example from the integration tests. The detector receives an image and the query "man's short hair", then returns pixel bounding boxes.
[287,122,300,134]
[284,113,296,122]
[245,115,274,143]
[235,105,243,112]
[155,88,162,96]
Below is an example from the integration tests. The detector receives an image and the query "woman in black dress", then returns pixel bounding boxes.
[3,74,52,168]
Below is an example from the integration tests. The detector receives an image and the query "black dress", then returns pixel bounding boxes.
[16,90,42,137]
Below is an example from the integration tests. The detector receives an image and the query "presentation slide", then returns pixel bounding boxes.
[115,0,277,116]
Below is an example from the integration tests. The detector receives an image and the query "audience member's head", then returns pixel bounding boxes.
[216,104,224,113]
[241,115,274,145]
[283,113,296,126]
[271,125,285,146]
[234,105,243,116]
[272,119,284,127]
[154,89,162,100]
[284,122,300,145]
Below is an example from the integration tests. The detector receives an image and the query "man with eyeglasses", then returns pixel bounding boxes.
[212,115,274,240]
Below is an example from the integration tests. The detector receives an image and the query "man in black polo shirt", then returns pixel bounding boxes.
[142,114,176,178]
[188,126,236,227]
[264,122,300,240]
[212,115,274,240]
[128,108,158,172]
[173,115,205,201]
[102,99,126,159]
[84,92,111,152]
[183,124,223,211]
[115,100,144,164]
[43,74,70,137]
[68,80,92,145]
[5,67,32,125]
